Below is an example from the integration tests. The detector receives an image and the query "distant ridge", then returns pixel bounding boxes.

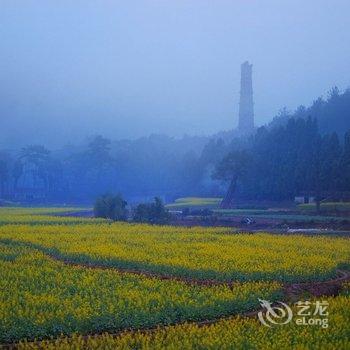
[268,87,350,136]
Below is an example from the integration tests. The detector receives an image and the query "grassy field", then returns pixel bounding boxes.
[215,210,349,223]
[166,197,222,209]
[166,199,350,213]
[299,202,350,212]
[1,207,349,348]
[166,198,350,224]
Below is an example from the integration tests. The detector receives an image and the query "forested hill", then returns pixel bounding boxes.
[269,87,350,136]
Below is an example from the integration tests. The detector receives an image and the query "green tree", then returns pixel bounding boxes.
[94,194,128,221]
[133,197,170,224]
[17,145,51,192]
[339,130,350,191]
[212,150,251,208]
[12,160,23,191]
[87,135,113,167]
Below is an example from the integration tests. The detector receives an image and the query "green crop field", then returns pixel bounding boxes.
[166,197,222,209]
[215,210,349,223]
[166,198,350,224]
[299,202,350,212]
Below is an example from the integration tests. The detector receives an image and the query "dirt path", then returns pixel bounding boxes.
[284,269,350,299]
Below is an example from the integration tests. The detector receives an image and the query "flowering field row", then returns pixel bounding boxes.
[17,291,350,350]
[0,242,281,343]
[0,207,87,215]
[0,223,348,282]
[0,207,105,225]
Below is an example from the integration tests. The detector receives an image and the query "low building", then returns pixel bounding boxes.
[295,195,315,204]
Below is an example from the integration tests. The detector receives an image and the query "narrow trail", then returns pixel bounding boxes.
[283,269,350,299]
[1,240,350,349]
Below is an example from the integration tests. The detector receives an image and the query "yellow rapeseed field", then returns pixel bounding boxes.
[1,207,349,348]
[17,293,350,350]
[0,222,348,282]
[0,242,281,343]
[0,207,105,225]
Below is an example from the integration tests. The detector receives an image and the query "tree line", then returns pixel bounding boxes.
[0,135,206,203]
[212,117,350,207]
[94,194,170,224]
[0,87,349,205]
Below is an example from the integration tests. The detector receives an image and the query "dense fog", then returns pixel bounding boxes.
[1,0,350,148]
[1,89,350,204]
[1,1,350,204]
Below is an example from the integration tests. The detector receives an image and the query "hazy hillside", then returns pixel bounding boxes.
[269,87,350,136]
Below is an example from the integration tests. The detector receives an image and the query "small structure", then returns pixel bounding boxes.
[295,192,350,204]
[295,195,315,204]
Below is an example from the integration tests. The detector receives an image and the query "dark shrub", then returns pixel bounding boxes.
[133,197,170,224]
[94,194,128,221]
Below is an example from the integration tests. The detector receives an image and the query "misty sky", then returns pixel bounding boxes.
[1,0,350,148]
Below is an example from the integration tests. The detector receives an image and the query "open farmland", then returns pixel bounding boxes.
[166,198,350,229]
[1,242,281,343]
[215,210,350,223]
[0,208,349,349]
[0,223,349,283]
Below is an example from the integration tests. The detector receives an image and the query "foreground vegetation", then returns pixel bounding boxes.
[0,242,281,343]
[1,208,349,348]
[18,293,349,350]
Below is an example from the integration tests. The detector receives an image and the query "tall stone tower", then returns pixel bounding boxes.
[238,61,254,134]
